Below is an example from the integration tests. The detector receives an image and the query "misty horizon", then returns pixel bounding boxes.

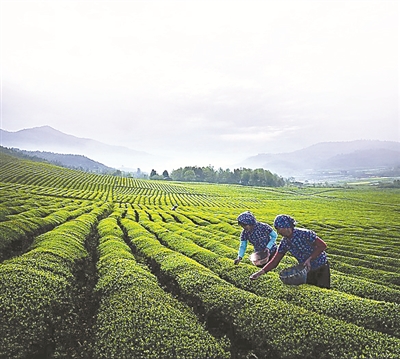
[2,125,400,180]
[1,1,398,169]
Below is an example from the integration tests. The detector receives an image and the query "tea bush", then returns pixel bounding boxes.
[92,215,230,359]
[0,204,111,358]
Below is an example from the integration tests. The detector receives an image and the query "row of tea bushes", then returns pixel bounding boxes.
[329,274,400,303]
[0,199,62,219]
[328,252,398,273]
[330,260,400,287]
[0,203,111,358]
[139,218,400,338]
[0,202,95,261]
[323,231,399,258]
[0,157,78,189]
[327,243,400,264]
[91,214,230,359]
[121,217,400,359]
[0,157,106,201]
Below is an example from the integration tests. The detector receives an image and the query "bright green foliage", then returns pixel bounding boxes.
[0,204,111,358]
[92,216,230,359]
[0,204,89,243]
[1,151,400,358]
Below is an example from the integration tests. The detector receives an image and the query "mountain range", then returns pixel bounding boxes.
[239,140,400,178]
[1,126,400,180]
[0,126,163,172]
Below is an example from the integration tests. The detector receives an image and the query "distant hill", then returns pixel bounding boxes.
[0,146,116,173]
[239,140,400,178]
[21,149,115,173]
[0,126,163,172]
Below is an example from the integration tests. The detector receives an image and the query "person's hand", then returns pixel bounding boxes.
[249,269,264,280]
[234,257,242,265]
[303,257,312,271]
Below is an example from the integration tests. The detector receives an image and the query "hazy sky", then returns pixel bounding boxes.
[1,0,399,169]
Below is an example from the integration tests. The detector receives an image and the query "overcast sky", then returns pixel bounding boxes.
[1,0,399,169]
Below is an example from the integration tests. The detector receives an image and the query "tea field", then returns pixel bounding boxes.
[1,151,400,359]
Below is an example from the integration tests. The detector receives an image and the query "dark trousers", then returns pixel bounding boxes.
[306,262,330,289]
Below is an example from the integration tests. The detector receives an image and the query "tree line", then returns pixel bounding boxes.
[150,166,286,187]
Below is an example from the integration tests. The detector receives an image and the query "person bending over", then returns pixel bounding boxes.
[234,211,278,267]
[249,214,330,289]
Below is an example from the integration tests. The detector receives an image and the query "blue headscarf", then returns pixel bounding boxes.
[237,211,257,225]
[274,214,296,228]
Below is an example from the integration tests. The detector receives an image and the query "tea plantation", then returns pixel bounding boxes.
[1,151,399,359]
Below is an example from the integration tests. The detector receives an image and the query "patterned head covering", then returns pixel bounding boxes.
[274,214,296,228]
[237,211,257,226]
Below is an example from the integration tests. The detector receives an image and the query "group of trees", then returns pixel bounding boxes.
[150,166,286,187]
[379,179,400,188]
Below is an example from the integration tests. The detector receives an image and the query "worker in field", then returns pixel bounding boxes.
[233,211,278,267]
[249,214,331,289]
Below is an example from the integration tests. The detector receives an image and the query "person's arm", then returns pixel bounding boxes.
[234,240,248,264]
[249,251,285,280]
[266,230,277,250]
[303,237,327,270]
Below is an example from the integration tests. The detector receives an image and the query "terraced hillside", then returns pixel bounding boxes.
[1,151,400,359]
